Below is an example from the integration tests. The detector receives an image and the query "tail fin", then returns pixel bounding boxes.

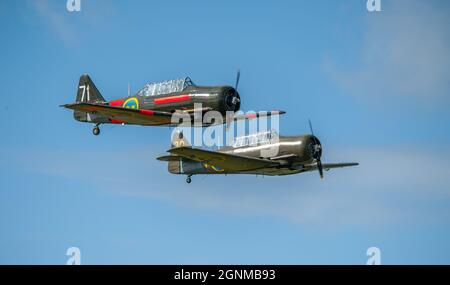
[76,74,106,103]
[162,130,191,174]
[73,74,106,122]
[171,130,191,148]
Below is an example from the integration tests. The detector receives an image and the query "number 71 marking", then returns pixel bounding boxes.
[79,84,90,102]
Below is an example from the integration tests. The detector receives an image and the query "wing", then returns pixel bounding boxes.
[62,102,173,125]
[63,103,284,126]
[304,162,359,172]
[168,147,280,172]
[232,110,286,122]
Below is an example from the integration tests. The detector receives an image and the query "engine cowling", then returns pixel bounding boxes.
[223,87,241,112]
[307,135,322,160]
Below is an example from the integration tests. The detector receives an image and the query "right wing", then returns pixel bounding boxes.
[232,110,286,121]
[168,146,280,172]
[322,162,359,170]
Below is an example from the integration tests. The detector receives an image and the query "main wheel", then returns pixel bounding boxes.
[93,127,100,136]
[186,177,192,184]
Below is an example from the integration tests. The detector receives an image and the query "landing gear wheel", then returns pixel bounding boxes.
[186,176,192,184]
[93,126,100,136]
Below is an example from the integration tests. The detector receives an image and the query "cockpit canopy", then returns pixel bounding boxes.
[136,77,195,97]
[233,130,279,148]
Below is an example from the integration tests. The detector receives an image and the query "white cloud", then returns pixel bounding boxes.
[29,0,77,46]
[324,0,450,103]
[6,144,450,228]
[29,0,115,47]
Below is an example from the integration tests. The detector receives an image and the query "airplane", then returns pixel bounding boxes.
[157,123,359,183]
[61,72,285,135]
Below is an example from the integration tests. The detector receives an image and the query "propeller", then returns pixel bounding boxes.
[225,70,241,130]
[235,69,241,91]
[308,119,324,179]
[227,69,242,106]
[308,119,314,135]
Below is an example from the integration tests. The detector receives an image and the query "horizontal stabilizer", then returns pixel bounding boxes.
[156,155,183,162]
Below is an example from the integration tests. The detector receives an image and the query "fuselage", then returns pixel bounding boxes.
[78,85,241,125]
[168,134,322,176]
[113,85,239,113]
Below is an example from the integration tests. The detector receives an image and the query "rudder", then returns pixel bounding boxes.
[171,130,191,148]
[168,130,191,174]
[74,74,107,122]
[76,74,105,103]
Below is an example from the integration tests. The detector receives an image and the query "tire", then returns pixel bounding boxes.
[93,127,100,136]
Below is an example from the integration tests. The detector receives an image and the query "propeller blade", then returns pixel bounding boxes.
[308,119,323,179]
[308,119,314,136]
[235,69,241,90]
[317,158,324,179]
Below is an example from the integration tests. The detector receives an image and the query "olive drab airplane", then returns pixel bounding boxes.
[157,122,358,183]
[61,72,285,135]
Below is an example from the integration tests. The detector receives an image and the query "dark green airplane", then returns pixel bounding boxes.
[62,72,285,135]
[157,124,358,183]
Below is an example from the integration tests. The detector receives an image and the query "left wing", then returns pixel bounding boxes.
[168,146,280,172]
[62,102,174,125]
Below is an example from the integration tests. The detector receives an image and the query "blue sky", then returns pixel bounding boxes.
[1,0,450,264]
